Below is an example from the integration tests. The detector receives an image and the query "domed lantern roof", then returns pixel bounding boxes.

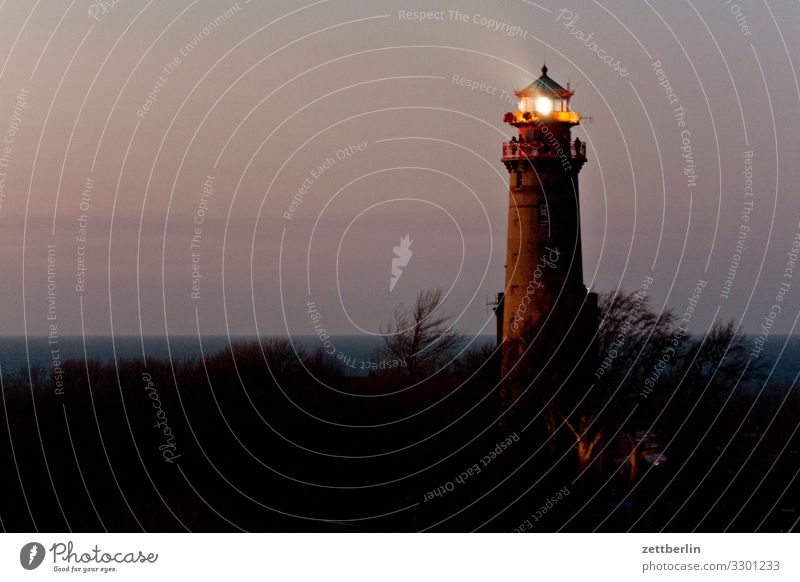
[515,65,573,116]
[516,65,573,100]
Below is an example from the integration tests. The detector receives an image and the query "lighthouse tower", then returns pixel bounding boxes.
[498,66,597,378]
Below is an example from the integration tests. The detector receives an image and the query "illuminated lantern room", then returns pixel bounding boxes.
[503,65,581,126]
[501,65,585,165]
[517,65,573,114]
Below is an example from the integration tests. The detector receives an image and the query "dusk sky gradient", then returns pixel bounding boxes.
[1,0,799,338]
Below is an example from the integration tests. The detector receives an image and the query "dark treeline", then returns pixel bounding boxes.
[1,290,798,532]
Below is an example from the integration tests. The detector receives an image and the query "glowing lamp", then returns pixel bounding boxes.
[534,96,553,115]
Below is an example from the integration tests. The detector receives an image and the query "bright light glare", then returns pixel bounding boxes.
[535,97,553,114]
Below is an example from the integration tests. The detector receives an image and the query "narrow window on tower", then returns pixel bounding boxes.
[515,171,523,190]
[538,202,550,225]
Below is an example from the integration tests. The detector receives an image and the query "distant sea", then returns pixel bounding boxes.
[0,335,798,384]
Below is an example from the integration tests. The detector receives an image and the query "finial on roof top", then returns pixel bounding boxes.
[541,64,548,75]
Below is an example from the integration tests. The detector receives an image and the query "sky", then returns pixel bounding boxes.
[0,0,799,338]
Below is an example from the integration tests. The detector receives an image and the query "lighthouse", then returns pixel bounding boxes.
[497,65,597,384]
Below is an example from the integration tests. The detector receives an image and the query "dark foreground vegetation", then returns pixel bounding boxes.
[1,290,798,532]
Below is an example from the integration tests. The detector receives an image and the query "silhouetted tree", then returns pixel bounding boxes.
[451,342,500,381]
[504,289,761,474]
[380,288,464,378]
